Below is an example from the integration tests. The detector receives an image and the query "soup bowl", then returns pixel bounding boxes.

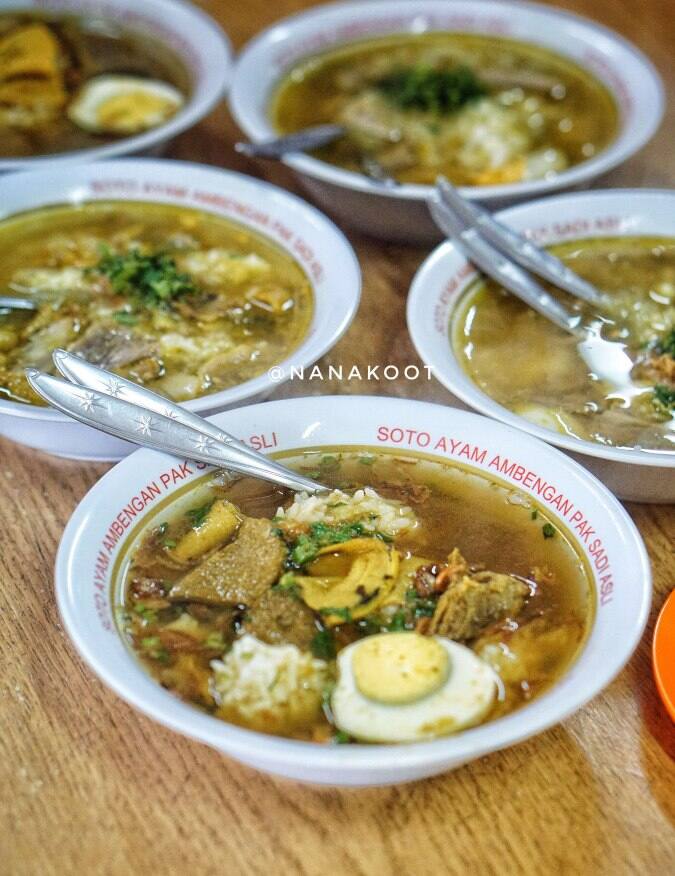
[408,189,675,503]
[55,395,650,786]
[229,0,663,243]
[0,0,232,170]
[0,160,360,460]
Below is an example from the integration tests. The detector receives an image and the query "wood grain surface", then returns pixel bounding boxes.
[1,1,674,873]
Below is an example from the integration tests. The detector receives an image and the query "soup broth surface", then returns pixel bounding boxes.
[119,450,592,743]
[0,201,313,405]
[455,236,675,451]
[272,33,618,186]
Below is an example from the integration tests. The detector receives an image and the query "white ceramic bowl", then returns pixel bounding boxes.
[408,189,675,503]
[229,0,664,243]
[56,395,651,786]
[0,0,232,171]
[0,160,361,460]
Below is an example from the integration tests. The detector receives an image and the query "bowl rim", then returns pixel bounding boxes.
[0,157,362,422]
[55,395,652,776]
[0,0,233,171]
[407,186,675,468]
[229,0,665,203]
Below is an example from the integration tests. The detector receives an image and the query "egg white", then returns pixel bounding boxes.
[331,636,499,743]
[68,75,183,135]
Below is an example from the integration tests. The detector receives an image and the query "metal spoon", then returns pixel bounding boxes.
[235,124,398,186]
[0,296,37,311]
[428,189,638,388]
[26,351,325,494]
[235,124,346,159]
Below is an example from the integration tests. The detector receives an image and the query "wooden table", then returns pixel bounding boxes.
[2,1,674,872]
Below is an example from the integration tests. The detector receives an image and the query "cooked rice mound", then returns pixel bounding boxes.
[276,487,417,536]
[211,635,328,734]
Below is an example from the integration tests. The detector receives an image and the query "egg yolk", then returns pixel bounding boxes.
[96,91,178,134]
[352,632,449,705]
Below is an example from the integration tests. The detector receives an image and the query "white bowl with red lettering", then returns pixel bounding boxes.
[407,189,675,503]
[0,0,232,171]
[229,0,663,243]
[56,395,651,786]
[0,160,360,460]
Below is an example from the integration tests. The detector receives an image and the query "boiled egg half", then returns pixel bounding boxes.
[331,632,499,743]
[68,75,184,136]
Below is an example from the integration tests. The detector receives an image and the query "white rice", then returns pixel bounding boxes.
[276,487,417,537]
[211,635,328,731]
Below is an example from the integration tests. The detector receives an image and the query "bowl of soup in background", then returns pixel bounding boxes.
[229,0,663,243]
[55,395,650,786]
[0,0,232,170]
[0,160,361,460]
[408,189,675,503]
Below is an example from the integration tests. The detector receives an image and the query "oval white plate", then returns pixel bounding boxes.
[56,395,650,786]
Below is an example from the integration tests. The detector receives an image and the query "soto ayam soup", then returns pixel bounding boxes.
[119,450,593,744]
[0,201,313,405]
[455,236,675,452]
[0,11,189,158]
[272,33,618,187]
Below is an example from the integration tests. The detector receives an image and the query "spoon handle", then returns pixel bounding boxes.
[25,367,324,494]
[435,177,604,306]
[53,349,253,454]
[0,295,37,311]
[235,124,345,159]
[428,197,581,335]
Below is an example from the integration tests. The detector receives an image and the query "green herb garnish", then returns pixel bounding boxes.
[288,521,368,567]
[377,64,487,114]
[112,310,139,326]
[310,629,336,660]
[385,609,408,632]
[187,500,214,529]
[141,635,161,649]
[272,571,301,601]
[405,587,437,619]
[140,636,168,662]
[332,730,351,745]
[531,509,538,520]
[653,328,675,358]
[319,606,353,623]
[133,603,157,624]
[652,383,675,414]
[95,247,196,308]
[542,523,556,539]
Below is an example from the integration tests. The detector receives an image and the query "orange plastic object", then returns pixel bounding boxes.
[653,589,675,722]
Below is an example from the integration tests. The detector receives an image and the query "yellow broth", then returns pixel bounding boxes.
[454,236,675,451]
[0,12,190,157]
[272,33,618,186]
[118,450,593,743]
[0,201,313,404]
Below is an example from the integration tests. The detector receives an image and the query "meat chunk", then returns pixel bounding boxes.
[242,589,318,650]
[129,576,169,609]
[414,547,469,597]
[168,518,286,606]
[640,352,675,384]
[417,570,529,641]
[70,325,157,369]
